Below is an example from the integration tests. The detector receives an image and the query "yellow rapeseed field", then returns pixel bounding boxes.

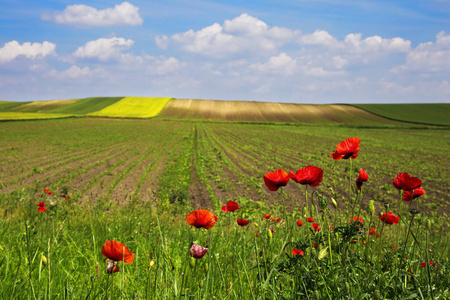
[0,112,74,120]
[88,97,172,118]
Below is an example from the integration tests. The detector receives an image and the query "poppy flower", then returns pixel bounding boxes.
[292,249,304,256]
[221,201,241,212]
[313,243,317,249]
[190,244,208,259]
[263,169,290,191]
[330,226,335,230]
[296,221,303,227]
[186,209,218,230]
[367,227,381,238]
[330,137,361,160]
[393,246,397,250]
[256,233,260,237]
[36,201,47,212]
[403,188,426,201]
[429,260,433,265]
[237,219,249,226]
[355,169,369,191]
[379,212,400,224]
[263,213,271,220]
[350,216,364,225]
[421,261,426,267]
[65,196,70,200]
[393,173,422,191]
[307,217,314,222]
[312,223,320,232]
[101,241,134,264]
[288,166,323,187]
[269,227,274,233]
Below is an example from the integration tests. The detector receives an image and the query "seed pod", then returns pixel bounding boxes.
[367,200,375,216]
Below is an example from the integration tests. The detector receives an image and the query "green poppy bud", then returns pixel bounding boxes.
[368,200,375,216]
[189,257,195,269]
[204,263,209,273]
[331,197,337,208]
[41,255,47,266]
[310,204,315,217]
[267,228,273,241]
[427,219,431,230]
[303,207,308,218]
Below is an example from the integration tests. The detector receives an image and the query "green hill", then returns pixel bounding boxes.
[49,97,124,115]
[351,103,450,126]
[0,101,31,111]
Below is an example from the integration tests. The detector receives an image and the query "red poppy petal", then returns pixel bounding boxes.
[221,206,228,211]
[101,241,134,264]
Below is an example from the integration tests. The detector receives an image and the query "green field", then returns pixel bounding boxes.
[1,111,449,298]
[49,97,124,115]
[0,101,31,111]
[88,97,172,118]
[352,103,450,126]
[0,112,75,120]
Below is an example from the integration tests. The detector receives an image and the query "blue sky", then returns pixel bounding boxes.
[1,0,449,103]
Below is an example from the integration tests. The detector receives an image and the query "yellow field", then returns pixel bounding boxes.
[0,112,74,120]
[11,99,81,112]
[88,97,172,118]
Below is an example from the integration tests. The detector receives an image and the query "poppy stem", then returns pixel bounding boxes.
[304,185,308,218]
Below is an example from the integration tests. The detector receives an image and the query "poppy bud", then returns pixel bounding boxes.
[426,219,431,230]
[199,280,204,288]
[384,203,390,210]
[189,257,195,269]
[204,263,209,272]
[303,207,308,218]
[315,290,320,300]
[254,222,259,227]
[310,204,315,217]
[41,255,47,266]
[267,228,273,241]
[331,198,337,208]
[367,200,375,216]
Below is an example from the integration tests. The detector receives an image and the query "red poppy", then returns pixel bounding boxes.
[291,249,304,256]
[367,227,380,238]
[421,261,426,267]
[312,223,320,232]
[393,246,397,250]
[330,137,360,160]
[296,221,303,227]
[350,216,364,225]
[288,166,323,187]
[190,244,208,259]
[186,209,218,230]
[403,188,426,201]
[313,243,317,249]
[221,201,241,212]
[355,169,369,191]
[263,169,290,191]
[393,173,422,191]
[379,212,400,224]
[65,196,70,200]
[237,219,249,226]
[263,213,271,220]
[101,241,134,264]
[307,217,314,222]
[429,260,433,265]
[330,226,335,230]
[36,201,47,212]
[256,233,260,237]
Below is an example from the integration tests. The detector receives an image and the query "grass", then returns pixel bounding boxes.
[0,101,31,111]
[88,97,173,118]
[352,103,450,126]
[49,97,124,115]
[7,99,81,112]
[0,118,449,298]
[0,112,75,121]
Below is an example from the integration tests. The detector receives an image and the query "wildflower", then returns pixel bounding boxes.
[276,218,281,223]
[313,243,317,249]
[256,233,260,237]
[237,219,249,226]
[330,226,335,230]
[269,227,274,233]
[429,260,433,265]
[379,212,400,224]
[296,221,303,227]
[263,213,271,220]
[355,169,369,191]
[421,261,426,267]
[350,216,364,227]
[307,217,314,222]
[190,244,208,259]
[330,137,361,160]
[65,196,70,200]
[393,173,422,191]
[221,201,241,212]
[367,227,380,238]
[393,246,397,250]
[36,201,47,212]
[186,209,218,230]
[288,166,323,187]
[361,241,367,245]
[312,223,320,232]
[102,241,134,273]
[403,188,426,201]
[263,169,290,191]
[292,249,304,256]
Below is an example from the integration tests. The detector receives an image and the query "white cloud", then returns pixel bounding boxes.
[155,35,169,50]
[73,37,134,61]
[250,53,297,75]
[171,14,299,58]
[300,30,338,46]
[343,33,410,53]
[42,2,143,27]
[393,31,450,72]
[0,40,56,64]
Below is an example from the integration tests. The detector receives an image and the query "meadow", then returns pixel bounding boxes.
[1,117,449,299]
